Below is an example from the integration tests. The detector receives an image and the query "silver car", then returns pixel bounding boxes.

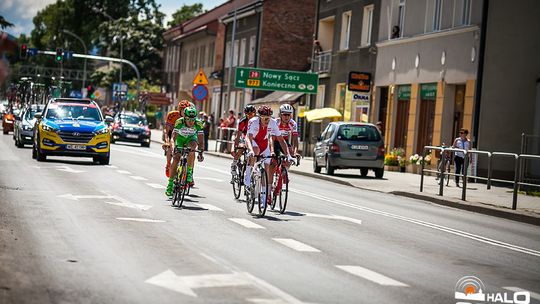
[14,104,45,147]
[313,122,385,178]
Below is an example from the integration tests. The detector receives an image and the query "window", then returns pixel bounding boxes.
[225,42,231,68]
[397,0,405,37]
[316,85,325,108]
[338,125,381,141]
[199,45,206,68]
[340,11,351,50]
[460,0,471,25]
[233,39,239,67]
[361,5,374,46]
[192,48,198,71]
[208,42,215,67]
[180,50,187,72]
[433,0,442,31]
[248,35,256,64]
[239,38,247,66]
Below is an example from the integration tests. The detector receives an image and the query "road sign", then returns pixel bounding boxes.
[112,83,128,102]
[235,67,318,94]
[28,48,38,57]
[192,68,209,85]
[192,84,208,101]
[68,90,82,98]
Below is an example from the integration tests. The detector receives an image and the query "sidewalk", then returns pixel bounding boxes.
[150,129,540,225]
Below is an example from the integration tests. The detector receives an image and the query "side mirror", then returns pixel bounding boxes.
[105,116,114,123]
[34,113,42,119]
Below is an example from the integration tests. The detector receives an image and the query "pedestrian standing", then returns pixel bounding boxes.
[202,114,210,151]
[452,128,470,187]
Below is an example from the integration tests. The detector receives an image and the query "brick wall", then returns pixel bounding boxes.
[259,0,316,71]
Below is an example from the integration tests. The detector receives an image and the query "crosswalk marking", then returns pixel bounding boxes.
[146,183,166,189]
[336,265,408,287]
[117,170,131,174]
[272,238,321,252]
[194,203,224,211]
[228,218,265,229]
[130,176,148,181]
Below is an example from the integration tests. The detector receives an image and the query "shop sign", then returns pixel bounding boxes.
[420,83,437,100]
[398,85,411,100]
[348,71,371,92]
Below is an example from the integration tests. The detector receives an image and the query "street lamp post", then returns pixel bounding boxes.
[62,29,87,88]
[92,7,123,84]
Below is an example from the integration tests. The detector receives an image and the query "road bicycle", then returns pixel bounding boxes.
[269,155,299,214]
[231,147,248,199]
[171,147,202,208]
[436,149,452,186]
[245,155,271,217]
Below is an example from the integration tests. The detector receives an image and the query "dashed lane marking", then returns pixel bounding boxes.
[336,265,409,287]
[116,218,165,223]
[117,170,131,174]
[146,183,166,189]
[130,176,148,181]
[228,218,266,229]
[193,203,224,211]
[272,238,321,252]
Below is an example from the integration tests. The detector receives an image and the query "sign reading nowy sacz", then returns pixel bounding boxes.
[235,67,318,94]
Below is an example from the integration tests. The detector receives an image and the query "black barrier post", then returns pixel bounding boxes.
[439,148,445,196]
[462,152,468,201]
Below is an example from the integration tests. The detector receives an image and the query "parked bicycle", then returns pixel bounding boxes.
[245,155,271,217]
[172,147,202,208]
[436,146,452,186]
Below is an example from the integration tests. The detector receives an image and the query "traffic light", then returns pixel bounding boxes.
[55,48,63,63]
[20,44,28,60]
[87,85,95,98]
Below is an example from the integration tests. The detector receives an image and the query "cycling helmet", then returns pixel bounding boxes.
[184,107,198,118]
[279,104,294,114]
[244,104,256,114]
[257,105,273,116]
[177,99,191,111]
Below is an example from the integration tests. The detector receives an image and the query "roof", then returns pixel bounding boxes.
[250,91,304,105]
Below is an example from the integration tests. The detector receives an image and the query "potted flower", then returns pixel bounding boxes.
[398,155,408,172]
[408,153,432,174]
[384,153,399,171]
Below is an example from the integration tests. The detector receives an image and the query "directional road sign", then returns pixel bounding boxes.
[192,84,208,101]
[235,67,318,94]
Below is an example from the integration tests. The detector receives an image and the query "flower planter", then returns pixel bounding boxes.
[384,165,400,172]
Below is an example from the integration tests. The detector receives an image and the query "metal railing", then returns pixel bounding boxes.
[214,127,237,153]
[420,146,540,210]
[313,50,332,73]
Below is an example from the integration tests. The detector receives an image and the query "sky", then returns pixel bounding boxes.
[1,0,228,37]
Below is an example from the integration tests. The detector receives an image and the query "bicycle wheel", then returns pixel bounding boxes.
[246,171,255,213]
[446,161,451,186]
[178,162,188,208]
[278,168,289,214]
[172,178,180,206]
[257,167,268,217]
[232,164,242,199]
[270,171,279,210]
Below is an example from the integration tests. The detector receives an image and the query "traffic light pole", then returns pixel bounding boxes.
[37,50,140,101]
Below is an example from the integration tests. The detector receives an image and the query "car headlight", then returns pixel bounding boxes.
[23,124,33,131]
[95,127,109,135]
[42,124,58,132]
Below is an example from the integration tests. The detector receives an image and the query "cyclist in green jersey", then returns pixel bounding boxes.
[165,107,205,197]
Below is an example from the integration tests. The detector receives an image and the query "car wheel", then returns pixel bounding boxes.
[325,156,334,175]
[141,142,150,148]
[32,143,37,159]
[36,145,47,162]
[2,128,7,135]
[360,168,368,177]
[98,154,110,165]
[313,157,321,173]
[16,135,24,148]
[374,168,384,179]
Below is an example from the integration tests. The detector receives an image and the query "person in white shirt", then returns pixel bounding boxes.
[452,128,470,187]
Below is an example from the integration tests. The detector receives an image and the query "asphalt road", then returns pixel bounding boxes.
[1,133,539,304]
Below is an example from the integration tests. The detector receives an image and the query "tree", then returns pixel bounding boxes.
[167,3,204,28]
[0,15,14,30]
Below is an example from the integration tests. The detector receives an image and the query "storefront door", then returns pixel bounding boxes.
[416,83,437,153]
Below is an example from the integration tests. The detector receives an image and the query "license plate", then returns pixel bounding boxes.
[351,145,369,150]
[126,134,139,139]
[66,144,86,150]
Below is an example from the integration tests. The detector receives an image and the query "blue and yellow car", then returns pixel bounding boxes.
[32,98,113,164]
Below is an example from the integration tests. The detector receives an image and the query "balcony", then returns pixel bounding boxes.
[313,50,332,74]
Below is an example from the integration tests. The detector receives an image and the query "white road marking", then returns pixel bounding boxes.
[145,270,251,297]
[503,287,540,301]
[291,189,540,257]
[117,170,131,174]
[106,201,152,211]
[194,203,224,211]
[57,193,114,201]
[105,165,118,168]
[247,299,288,304]
[198,164,230,175]
[129,175,148,181]
[56,166,85,173]
[111,145,162,158]
[196,177,224,182]
[146,183,166,189]
[336,265,409,287]
[116,218,165,223]
[302,212,362,225]
[272,238,321,252]
[228,218,266,229]
[241,272,306,304]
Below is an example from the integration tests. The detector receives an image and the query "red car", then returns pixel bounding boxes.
[2,112,15,134]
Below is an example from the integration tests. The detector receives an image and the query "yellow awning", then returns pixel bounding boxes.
[300,108,342,122]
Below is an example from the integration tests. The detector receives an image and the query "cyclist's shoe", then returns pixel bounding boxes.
[186,168,194,186]
[165,184,173,197]
[165,165,170,178]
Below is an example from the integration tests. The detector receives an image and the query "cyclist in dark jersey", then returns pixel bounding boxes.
[230,105,256,173]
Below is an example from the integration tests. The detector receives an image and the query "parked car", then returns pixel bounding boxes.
[2,108,20,135]
[111,111,151,147]
[32,98,113,164]
[313,122,385,178]
[14,104,45,147]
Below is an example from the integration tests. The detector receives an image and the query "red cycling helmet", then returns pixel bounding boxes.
[177,99,191,112]
[257,105,273,116]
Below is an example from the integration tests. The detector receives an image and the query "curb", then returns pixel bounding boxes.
[177,148,540,226]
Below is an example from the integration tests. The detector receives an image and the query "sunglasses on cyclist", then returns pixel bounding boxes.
[185,117,196,122]
[260,115,271,120]
[281,113,291,117]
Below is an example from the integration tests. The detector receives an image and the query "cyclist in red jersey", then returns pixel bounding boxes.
[231,105,256,173]
[269,103,299,186]
[244,106,295,204]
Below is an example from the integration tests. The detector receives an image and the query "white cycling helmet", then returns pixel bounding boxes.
[279,104,294,114]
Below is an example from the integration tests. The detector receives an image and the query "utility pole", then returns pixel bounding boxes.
[63,29,87,88]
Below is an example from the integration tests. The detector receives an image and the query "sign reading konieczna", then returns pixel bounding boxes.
[235,67,318,94]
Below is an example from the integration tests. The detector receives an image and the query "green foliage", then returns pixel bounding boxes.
[167,3,204,27]
[0,15,14,29]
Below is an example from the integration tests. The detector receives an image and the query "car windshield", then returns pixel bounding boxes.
[46,104,102,121]
[120,115,147,125]
[25,108,44,120]
[337,125,381,141]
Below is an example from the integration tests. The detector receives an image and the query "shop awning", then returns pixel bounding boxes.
[300,108,342,122]
[250,91,304,105]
